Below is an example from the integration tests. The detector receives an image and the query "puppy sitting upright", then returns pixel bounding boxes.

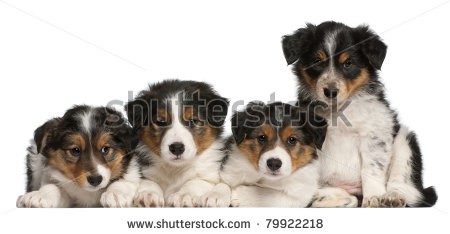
[17,105,135,208]
[220,102,326,207]
[282,21,437,207]
[123,80,229,207]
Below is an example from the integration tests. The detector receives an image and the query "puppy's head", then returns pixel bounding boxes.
[126,80,229,165]
[35,105,135,191]
[282,21,387,105]
[231,102,326,180]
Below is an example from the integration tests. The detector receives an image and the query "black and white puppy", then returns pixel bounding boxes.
[282,21,437,207]
[219,102,326,207]
[101,80,229,207]
[17,105,135,208]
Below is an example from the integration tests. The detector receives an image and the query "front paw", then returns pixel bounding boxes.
[311,192,358,208]
[167,192,198,207]
[230,186,256,207]
[101,191,133,208]
[200,192,230,207]
[134,191,165,207]
[362,193,406,208]
[17,191,60,208]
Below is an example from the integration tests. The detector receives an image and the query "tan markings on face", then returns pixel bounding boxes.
[301,68,318,92]
[318,50,327,61]
[141,126,162,156]
[47,134,87,186]
[344,68,369,95]
[95,133,124,179]
[338,52,350,64]
[182,106,217,156]
[238,124,276,169]
[280,126,316,172]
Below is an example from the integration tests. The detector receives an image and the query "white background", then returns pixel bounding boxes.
[0,0,449,233]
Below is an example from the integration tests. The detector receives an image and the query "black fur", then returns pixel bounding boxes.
[406,132,438,207]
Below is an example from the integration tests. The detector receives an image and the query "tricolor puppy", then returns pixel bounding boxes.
[102,80,229,207]
[17,105,135,208]
[220,102,326,207]
[282,21,437,207]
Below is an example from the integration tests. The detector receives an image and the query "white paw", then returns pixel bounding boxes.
[167,192,198,207]
[362,193,406,208]
[17,191,60,208]
[230,186,255,207]
[200,192,230,207]
[134,191,165,207]
[100,191,133,208]
[312,192,358,208]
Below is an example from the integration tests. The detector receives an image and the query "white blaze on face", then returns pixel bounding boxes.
[316,30,347,104]
[160,95,197,164]
[258,145,292,180]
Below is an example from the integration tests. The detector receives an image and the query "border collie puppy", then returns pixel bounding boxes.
[282,21,437,207]
[16,105,135,208]
[218,102,326,207]
[101,80,229,207]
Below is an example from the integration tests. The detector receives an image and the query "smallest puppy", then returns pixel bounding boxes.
[220,102,326,207]
[17,105,135,208]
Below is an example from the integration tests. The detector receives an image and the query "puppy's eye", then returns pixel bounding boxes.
[155,120,168,127]
[101,146,110,155]
[287,136,297,146]
[71,147,81,156]
[257,135,267,144]
[314,57,323,64]
[343,59,352,68]
[187,118,198,128]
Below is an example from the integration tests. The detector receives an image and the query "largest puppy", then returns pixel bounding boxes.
[282,21,437,207]
[127,80,229,207]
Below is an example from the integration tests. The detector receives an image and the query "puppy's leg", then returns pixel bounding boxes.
[360,135,395,207]
[311,187,358,208]
[167,179,214,207]
[200,183,231,207]
[231,185,309,207]
[385,127,428,207]
[17,184,71,208]
[134,179,165,207]
[101,179,138,207]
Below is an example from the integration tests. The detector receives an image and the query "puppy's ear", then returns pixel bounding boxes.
[302,111,327,150]
[125,98,149,131]
[206,94,229,127]
[282,23,316,65]
[104,107,139,151]
[354,25,387,70]
[231,111,246,145]
[34,118,60,154]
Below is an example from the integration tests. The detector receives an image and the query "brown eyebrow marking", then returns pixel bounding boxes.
[338,52,350,63]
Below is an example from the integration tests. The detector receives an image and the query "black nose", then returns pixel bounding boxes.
[323,87,339,99]
[267,158,282,171]
[87,174,103,187]
[169,142,185,156]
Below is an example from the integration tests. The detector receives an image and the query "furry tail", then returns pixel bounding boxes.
[417,186,437,207]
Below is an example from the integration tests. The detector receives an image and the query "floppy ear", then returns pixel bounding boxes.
[34,118,60,154]
[125,98,149,131]
[206,94,229,127]
[231,111,246,145]
[354,25,387,70]
[282,24,315,65]
[303,112,328,150]
[104,107,139,151]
